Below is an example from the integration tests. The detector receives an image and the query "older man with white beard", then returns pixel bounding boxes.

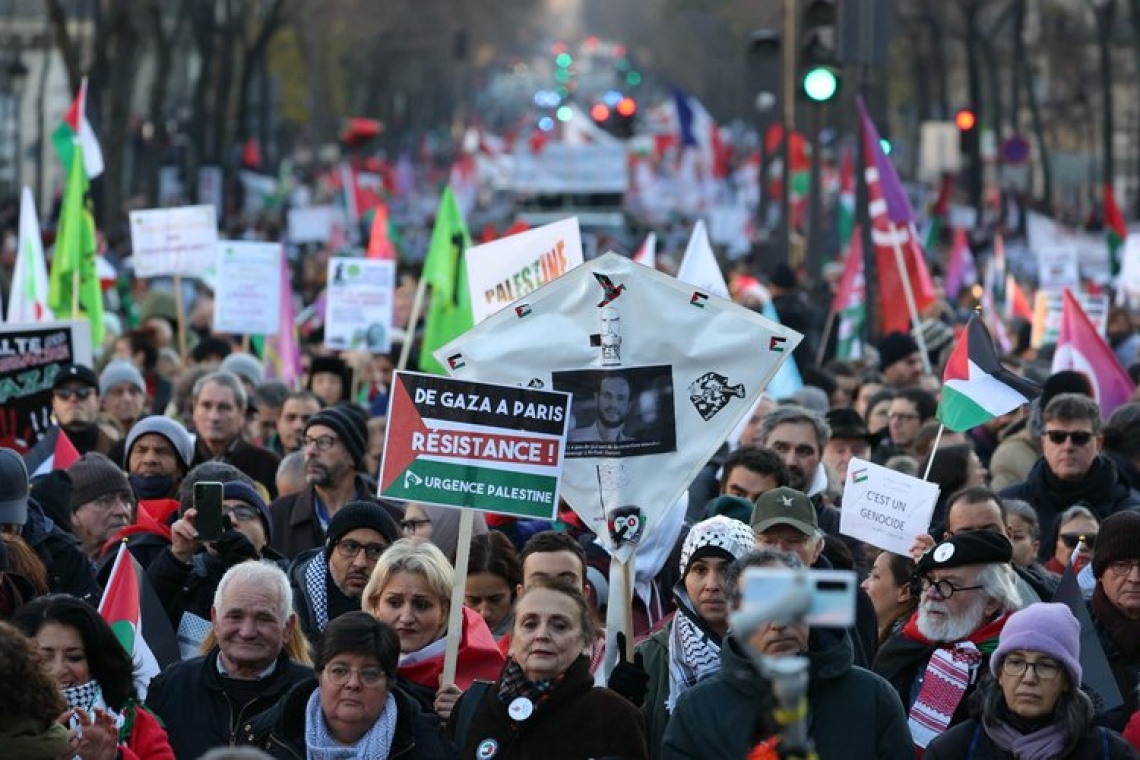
[872,531,1025,753]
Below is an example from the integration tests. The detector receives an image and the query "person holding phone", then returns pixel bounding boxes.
[663,549,912,760]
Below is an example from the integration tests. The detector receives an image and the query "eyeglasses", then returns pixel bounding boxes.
[756,532,812,549]
[224,505,260,523]
[770,442,818,459]
[888,412,920,422]
[54,387,95,401]
[1060,533,1097,550]
[401,518,432,534]
[920,577,984,599]
[1107,559,1140,577]
[301,435,338,452]
[1001,656,1062,681]
[324,664,386,687]
[335,539,387,562]
[1045,430,1095,446]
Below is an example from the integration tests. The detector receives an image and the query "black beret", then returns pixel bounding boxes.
[915,530,1013,576]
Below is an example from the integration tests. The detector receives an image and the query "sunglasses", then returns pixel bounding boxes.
[1045,430,1094,446]
[1060,533,1097,549]
[54,387,95,401]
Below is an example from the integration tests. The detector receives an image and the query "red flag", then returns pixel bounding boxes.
[241,138,261,169]
[859,100,936,334]
[831,226,865,313]
[1053,289,1135,418]
[54,428,79,471]
[366,202,396,261]
[1105,182,1126,277]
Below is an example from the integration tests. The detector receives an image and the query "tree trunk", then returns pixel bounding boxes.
[210,0,240,164]
[1010,0,1026,134]
[45,0,81,93]
[1023,55,1053,211]
[101,0,141,231]
[141,0,186,206]
[188,2,217,201]
[1095,0,1116,190]
[1129,0,1140,215]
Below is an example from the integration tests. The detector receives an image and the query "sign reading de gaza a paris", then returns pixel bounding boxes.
[378,371,571,519]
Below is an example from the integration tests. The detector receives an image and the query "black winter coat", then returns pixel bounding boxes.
[446,655,648,760]
[242,677,455,759]
[147,647,312,760]
[999,456,1140,562]
[267,474,395,560]
[925,718,1139,759]
[21,499,100,604]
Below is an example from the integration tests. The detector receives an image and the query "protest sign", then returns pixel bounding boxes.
[839,457,939,555]
[1031,290,1108,348]
[212,241,282,336]
[0,320,92,452]
[129,205,218,279]
[465,218,583,323]
[324,258,396,352]
[1035,246,1081,292]
[287,205,343,243]
[435,251,802,562]
[379,371,571,519]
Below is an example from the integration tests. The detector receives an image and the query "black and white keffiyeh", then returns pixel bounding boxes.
[304,554,331,632]
[62,680,103,713]
[665,599,722,712]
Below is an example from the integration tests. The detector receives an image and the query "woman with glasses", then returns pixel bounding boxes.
[400,503,488,563]
[1044,505,1099,576]
[12,594,176,759]
[926,603,1137,759]
[363,539,503,720]
[246,612,454,758]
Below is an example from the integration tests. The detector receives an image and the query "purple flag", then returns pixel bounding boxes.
[264,252,302,387]
[857,96,916,225]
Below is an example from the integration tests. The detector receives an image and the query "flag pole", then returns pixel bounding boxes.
[816,308,836,367]
[173,272,188,365]
[887,221,932,374]
[397,276,428,371]
[441,508,474,686]
[922,423,945,481]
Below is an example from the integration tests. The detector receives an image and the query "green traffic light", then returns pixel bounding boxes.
[556,52,573,68]
[556,105,573,122]
[626,71,641,86]
[803,66,839,102]
[879,138,892,155]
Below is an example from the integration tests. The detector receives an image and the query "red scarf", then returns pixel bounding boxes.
[901,609,1012,652]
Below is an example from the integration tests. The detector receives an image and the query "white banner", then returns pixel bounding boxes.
[839,457,939,556]
[465,218,583,324]
[129,205,218,279]
[324,258,396,352]
[1031,290,1109,348]
[1026,212,1111,284]
[212,241,282,336]
[287,205,344,244]
[436,251,802,562]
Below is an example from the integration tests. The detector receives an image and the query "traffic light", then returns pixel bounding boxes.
[800,0,840,102]
[956,108,978,153]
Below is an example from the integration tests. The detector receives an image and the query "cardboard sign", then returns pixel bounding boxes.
[465,218,583,323]
[1035,246,1081,292]
[379,371,571,519]
[0,321,93,452]
[324,258,396,352]
[434,251,802,562]
[129,205,219,279]
[1031,290,1108,348]
[212,241,283,336]
[839,457,939,555]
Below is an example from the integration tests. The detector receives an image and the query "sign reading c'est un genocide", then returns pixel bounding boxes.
[379,371,571,519]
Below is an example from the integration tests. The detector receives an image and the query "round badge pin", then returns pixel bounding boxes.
[476,738,499,758]
[508,696,534,721]
[933,543,955,563]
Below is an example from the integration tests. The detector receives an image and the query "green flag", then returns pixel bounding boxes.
[418,187,473,374]
[48,141,104,344]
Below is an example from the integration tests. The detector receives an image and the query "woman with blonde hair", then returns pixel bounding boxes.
[363,538,502,719]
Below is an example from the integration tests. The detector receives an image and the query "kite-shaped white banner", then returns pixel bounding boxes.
[435,251,802,562]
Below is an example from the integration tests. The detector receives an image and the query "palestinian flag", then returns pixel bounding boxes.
[98,542,161,698]
[23,427,80,476]
[937,315,1040,432]
[1105,182,1127,277]
[51,78,104,179]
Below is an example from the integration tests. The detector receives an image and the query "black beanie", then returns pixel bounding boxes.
[306,405,369,471]
[878,331,921,371]
[1093,511,1140,579]
[1041,370,1094,409]
[324,500,400,559]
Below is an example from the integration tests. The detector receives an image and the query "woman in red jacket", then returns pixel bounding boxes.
[12,595,174,760]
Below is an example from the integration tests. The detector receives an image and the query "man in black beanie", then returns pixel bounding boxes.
[288,499,400,643]
[1089,510,1140,730]
[268,404,401,558]
[877,331,924,390]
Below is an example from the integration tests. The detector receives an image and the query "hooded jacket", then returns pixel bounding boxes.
[20,498,100,604]
[663,629,912,759]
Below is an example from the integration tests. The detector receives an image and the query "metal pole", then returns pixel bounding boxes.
[780,0,797,268]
